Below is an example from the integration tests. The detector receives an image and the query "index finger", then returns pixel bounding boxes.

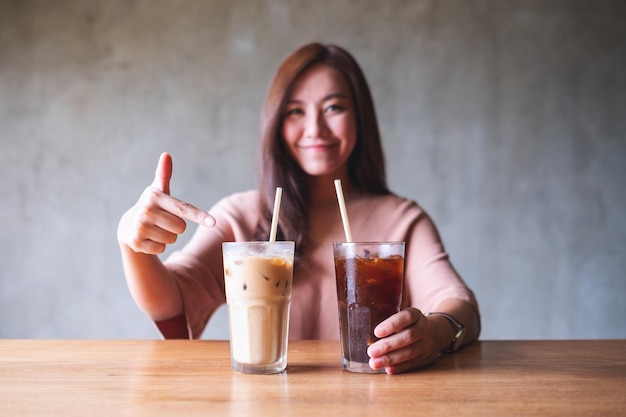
[159,192,216,227]
[374,308,423,338]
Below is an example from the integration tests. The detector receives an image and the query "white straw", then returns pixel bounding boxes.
[269,187,283,242]
[334,179,353,242]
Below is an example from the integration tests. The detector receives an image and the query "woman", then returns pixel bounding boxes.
[117,43,480,374]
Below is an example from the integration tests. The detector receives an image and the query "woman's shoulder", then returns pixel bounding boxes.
[212,189,260,209]
[358,192,425,217]
[205,190,261,240]
[348,192,429,241]
[210,190,261,220]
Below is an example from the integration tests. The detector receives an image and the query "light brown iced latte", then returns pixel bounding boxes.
[222,241,294,374]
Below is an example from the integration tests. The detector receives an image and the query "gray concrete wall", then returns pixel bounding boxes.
[1,0,625,340]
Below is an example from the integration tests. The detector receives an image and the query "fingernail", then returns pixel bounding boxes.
[204,215,216,227]
[369,357,382,369]
[374,325,387,338]
[368,345,380,357]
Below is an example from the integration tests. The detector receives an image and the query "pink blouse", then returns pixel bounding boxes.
[162,190,479,340]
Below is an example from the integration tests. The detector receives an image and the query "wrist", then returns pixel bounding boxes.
[426,314,455,353]
[425,312,466,353]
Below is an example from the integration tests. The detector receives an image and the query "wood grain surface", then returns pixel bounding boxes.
[1,339,625,416]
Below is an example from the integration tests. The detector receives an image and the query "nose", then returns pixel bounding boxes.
[304,111,329,138]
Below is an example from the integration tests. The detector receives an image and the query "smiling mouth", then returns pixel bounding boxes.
[299,142,337,151]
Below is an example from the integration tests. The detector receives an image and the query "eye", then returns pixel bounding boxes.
[285,107,304,117]
[325,103,344,113]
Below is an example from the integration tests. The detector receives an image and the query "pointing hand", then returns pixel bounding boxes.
[117,152,215,254]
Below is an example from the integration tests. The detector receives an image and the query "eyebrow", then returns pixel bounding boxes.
[285,92,349,105]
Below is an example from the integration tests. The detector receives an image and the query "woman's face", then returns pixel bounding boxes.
[281,64,357,179]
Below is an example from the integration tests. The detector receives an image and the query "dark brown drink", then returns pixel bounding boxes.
[333,242,405,373]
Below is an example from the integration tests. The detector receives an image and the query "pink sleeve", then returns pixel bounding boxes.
[165,249,226,339]
[397,204,479,315]
[159,191,261,339]
[154,313,190,339]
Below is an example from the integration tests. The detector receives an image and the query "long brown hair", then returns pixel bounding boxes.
[255,43,389,255]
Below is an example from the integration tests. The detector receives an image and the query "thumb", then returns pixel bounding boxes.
[153,152,172,195]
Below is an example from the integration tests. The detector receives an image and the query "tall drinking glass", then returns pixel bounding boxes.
[333,242,405,373]
[222,241,295,374]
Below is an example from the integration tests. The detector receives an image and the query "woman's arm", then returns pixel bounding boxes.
[365,202,481,374]
[118,243,184,321]
[117,152,215,323]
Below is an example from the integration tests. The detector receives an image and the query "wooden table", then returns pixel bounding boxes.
[1,339,625,416]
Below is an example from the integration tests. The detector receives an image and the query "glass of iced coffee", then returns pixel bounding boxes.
[333,242,405,373]
[222,241,295,374]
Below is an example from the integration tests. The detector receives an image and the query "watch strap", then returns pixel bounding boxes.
[424,312,466,353]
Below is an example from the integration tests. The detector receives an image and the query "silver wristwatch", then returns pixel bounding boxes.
[425,312,466,353]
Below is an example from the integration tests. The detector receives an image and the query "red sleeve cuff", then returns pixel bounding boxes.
[155,313,190,339]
